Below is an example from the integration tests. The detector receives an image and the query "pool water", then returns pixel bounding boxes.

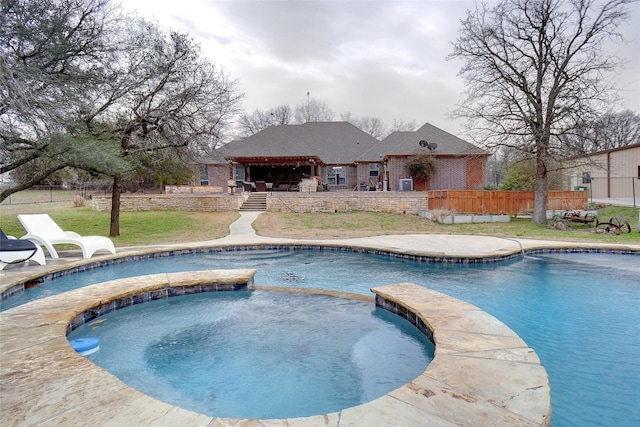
[67,290,435,419]
[3,249,639,426]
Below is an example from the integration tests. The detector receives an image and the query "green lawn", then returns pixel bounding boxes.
[0,207,238,246]
[1,201,638,247]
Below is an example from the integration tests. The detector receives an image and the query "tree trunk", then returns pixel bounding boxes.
[109,174,122,237]
[532,155,548,224]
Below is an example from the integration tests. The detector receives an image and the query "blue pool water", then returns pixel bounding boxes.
[3,249,639,426]
[68,290,435,419]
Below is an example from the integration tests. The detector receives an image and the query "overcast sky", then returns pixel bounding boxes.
[121,0,640,137]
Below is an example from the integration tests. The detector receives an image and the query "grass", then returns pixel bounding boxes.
[1,198,638,247]
[0,206,238,247]
[252,211,444,238]
[253,207,639,244]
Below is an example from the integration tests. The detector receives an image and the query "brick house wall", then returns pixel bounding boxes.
[207,164,231,187]
[430,157,467,190]
[201,155,487,193]
[356,162,383,190]
[466,156,486,189]
[385,156,487,191]
[386,157,411,191]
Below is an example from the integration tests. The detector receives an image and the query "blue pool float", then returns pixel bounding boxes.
[70,338,100,356]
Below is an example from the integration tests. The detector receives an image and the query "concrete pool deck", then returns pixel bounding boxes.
[1,212,639,426]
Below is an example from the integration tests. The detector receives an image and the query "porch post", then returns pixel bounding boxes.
[383,162,388,191]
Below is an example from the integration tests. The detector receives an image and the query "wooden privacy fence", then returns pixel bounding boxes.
[427,190,588,215]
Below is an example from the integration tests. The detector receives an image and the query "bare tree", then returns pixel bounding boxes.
[0,0,123,201]
[237,104,292,137]
[294,99,335,123]
[340,113,386,139]
[590,110,640,151]
[559,109,640,153]
[388,119,418,134]
[87,19,242,236]
[1,1,243,238]
[450,0,633,224]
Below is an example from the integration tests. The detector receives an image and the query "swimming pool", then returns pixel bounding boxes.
[3,249,639,426]
[67,290,435,419]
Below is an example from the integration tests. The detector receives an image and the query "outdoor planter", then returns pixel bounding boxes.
[418,211,511,224]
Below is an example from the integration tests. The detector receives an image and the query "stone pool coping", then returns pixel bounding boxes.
[0,270,551,426]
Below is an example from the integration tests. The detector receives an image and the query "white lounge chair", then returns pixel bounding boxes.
[17,214,116,259]
[0,229,47,270]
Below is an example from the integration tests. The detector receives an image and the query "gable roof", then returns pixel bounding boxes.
[201,121,489,166]
[219,122,380,165]
[359,122,489,161]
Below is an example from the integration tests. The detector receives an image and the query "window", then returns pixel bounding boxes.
[199,166,209,186]
[582,172,591,184]
[234,166,244,187]
[327,166,345,185]
[368,163,379,177]
[637,165,640,179]
[570,173,578,189]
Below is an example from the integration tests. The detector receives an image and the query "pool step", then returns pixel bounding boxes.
[240,193,267,211]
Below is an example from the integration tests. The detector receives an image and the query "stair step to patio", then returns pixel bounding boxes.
[240,193,267,211]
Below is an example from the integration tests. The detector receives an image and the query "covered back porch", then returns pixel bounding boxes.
[230,156,324,192]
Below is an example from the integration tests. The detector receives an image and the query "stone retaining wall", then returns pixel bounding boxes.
[91,194,245,212]
[165,185,224,194]
[91,192,428,213]
[267,192,428,213]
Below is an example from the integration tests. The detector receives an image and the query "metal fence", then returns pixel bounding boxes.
[1,184,161,205]
[584,176,638,208]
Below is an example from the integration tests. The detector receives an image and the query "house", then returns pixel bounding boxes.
[199,121,490,192]
[562,143,640,200]
[362,122,490,191]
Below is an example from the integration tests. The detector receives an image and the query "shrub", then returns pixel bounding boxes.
[71,195,86,207]
[480,183,499,190]
[500,159,563,191]
[405,151,436,180]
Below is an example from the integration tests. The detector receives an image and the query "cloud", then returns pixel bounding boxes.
[204,1,471,131]
[122,0,639,136]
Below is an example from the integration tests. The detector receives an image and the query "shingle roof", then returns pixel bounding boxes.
[198,143,232,164]
[359,122,489,160]
[201,121,489,165]
[218,122,380,164]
